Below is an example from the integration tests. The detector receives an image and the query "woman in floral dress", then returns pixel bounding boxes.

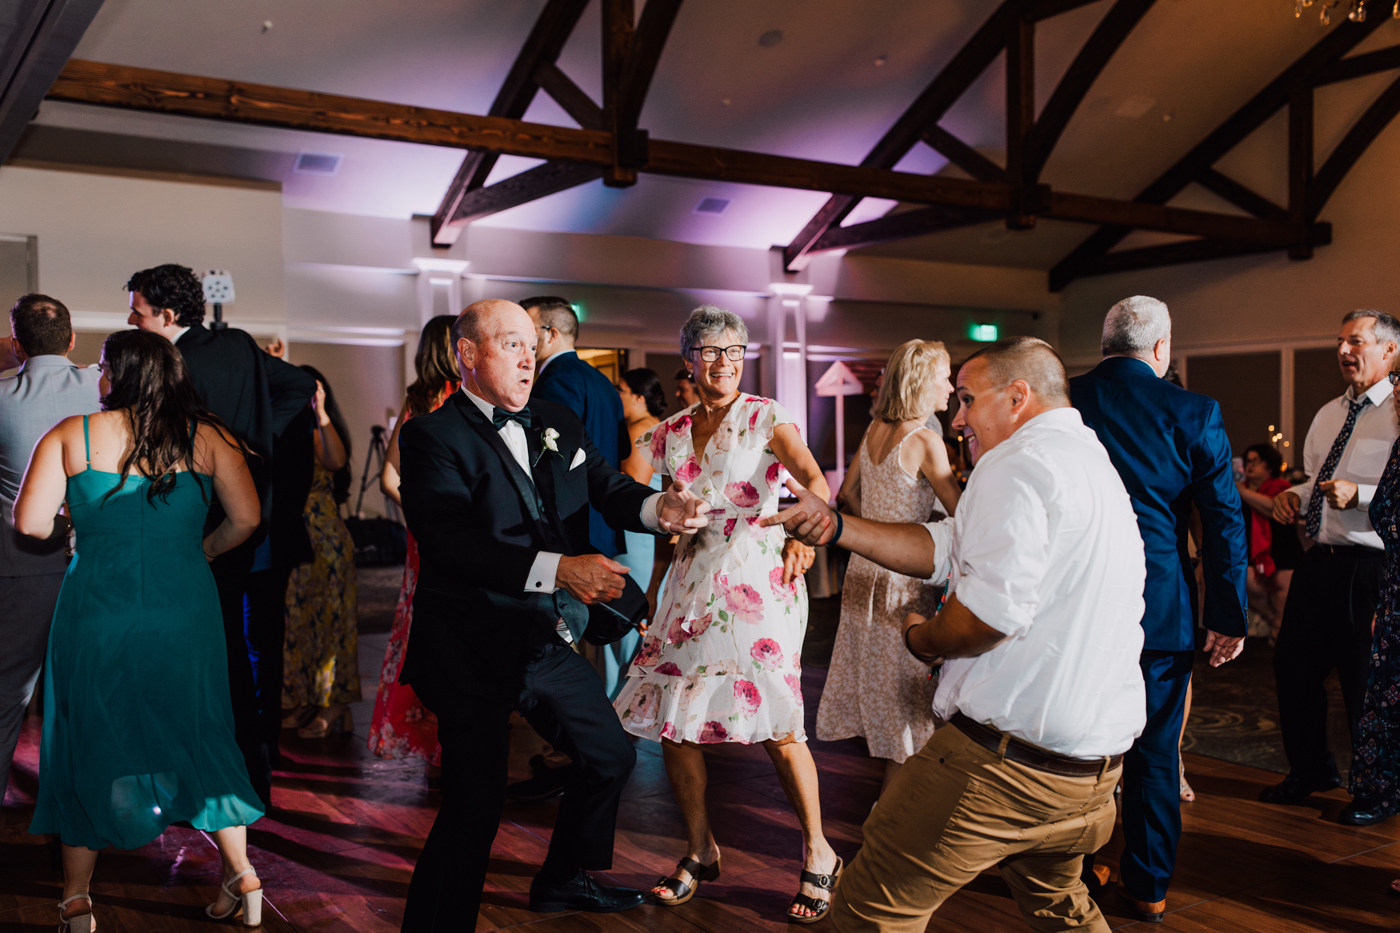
[817,340,960,795]
[367,316,459,767]
[1349,368,1400,895]
[613,306,840,923]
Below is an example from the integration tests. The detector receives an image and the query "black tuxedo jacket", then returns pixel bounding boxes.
[397,391,655,715]
[175,324,317,558]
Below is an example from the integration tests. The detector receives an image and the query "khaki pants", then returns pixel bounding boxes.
[833,723,1121,933]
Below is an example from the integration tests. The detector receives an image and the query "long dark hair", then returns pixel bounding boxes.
[98,329,246,503]
[620,368,666,418]
[299,365,353,505]
[405,315,460,417]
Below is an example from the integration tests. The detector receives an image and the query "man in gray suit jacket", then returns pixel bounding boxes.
[0,294,101,801]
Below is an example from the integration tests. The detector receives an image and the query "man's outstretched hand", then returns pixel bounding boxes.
[656,480,710,534]
[1203,631,1244,668]
[557,554,630,604]
[760,477,836,546]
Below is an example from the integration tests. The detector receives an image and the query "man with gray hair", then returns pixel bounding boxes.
[0,295,101,800]
[766,337,1147,933]
[1266,309,1399,825]
[1070,296,1248,922]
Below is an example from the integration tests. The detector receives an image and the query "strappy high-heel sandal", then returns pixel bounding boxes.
[787,856,842,924]
[653,856,720,906]
[205,868,263,926]
[57,893,94,933]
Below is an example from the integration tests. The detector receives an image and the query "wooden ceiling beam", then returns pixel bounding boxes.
[1195,168,1287,221]
[431,0,591,243]
[532,62,604,130]
[807,206,1003,255]
[1025,0,1157,180]
[921,125,1006,183]
[0,0,106,164]
[1309,71,1400,219]
[1006,14,1037,228]
[1052,224,1332,288]
[1314,44,1400,86]
[448,160,605,225]
[1050,17,1386,291]
[617,0,683,132]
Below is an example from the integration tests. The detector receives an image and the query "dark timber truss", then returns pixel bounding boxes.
[9,1,1400,287]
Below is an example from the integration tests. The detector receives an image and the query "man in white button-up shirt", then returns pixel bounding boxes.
[1264,310,1399,819]
[767,337,1146,933]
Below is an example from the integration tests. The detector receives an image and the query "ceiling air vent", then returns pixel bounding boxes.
[293,151,343,175]
[693,196,730,215]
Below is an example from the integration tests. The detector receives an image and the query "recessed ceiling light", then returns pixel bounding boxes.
[758,29,783,48]
[694,197,731,215]
[293,151,343,175]
[874,54,888,67]
[1114,95,1156,119]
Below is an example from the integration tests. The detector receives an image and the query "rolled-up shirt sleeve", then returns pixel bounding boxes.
[921,518,955,584]
[952,468,1050,639]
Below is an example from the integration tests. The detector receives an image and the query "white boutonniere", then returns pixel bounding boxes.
[541,427,560,455]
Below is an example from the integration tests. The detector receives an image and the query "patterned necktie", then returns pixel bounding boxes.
[1306,396,1369,538]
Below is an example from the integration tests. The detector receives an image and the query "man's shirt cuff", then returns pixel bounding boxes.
[641,492,665,532]
[526,552,562,594]
[921,519,954,583]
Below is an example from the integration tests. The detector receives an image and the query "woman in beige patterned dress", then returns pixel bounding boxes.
[817,340,961,795]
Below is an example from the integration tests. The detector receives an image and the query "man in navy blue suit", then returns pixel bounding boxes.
[524,297,627,558]
[1070,296,1248,923]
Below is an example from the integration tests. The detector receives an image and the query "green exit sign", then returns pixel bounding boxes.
[968,323,999,342]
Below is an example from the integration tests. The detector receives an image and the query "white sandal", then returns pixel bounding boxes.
[57,893,94,933]
[205,868,263,926]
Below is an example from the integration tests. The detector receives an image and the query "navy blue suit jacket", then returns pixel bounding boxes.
[1071,357,1248,651]
[532,350,627,556]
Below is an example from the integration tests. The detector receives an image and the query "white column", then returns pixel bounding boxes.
[770,283,813,440]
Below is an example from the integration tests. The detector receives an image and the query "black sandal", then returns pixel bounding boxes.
[787,856,842,924]
[653,856,720,906]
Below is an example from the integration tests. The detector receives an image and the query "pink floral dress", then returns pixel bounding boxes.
[613,395,808,745]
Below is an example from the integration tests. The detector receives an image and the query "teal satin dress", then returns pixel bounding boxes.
[29,416,263,850]
[604,473,666,700]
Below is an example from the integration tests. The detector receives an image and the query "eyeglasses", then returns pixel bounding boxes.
[693,345,747,362]
[1389,371,1400,385]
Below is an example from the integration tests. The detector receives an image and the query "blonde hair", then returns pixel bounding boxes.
[873,340,951,422]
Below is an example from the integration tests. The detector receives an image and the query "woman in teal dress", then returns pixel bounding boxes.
[15,330,266,931]
[606,368,670,698]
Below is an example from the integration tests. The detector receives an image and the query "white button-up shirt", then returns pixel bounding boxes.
[921,407,1147,759]
[460,388,663,601]
[1290,377,1396,549]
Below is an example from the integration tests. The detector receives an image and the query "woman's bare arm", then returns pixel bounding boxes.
[201,424,261,560]
[837,431,864,516]
[620,421,656,484]
[13,420,75,539]
[1237,482,1275,518]
[908,429,961,517]
[311,381,348,471]
[379,401,408,507]
[769,422,830,583]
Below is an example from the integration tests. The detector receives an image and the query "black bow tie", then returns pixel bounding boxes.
[492,405,533,430]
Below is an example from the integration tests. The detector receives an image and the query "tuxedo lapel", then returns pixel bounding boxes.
[453,395,544,526]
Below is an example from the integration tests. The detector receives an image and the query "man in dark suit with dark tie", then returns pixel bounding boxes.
[1070,295,1248,923]
[126,264,316,807]
[396,299,708,931]
[522,296,626,557]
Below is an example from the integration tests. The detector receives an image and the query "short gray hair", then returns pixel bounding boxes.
[679,305,749,359]
[1343,309,1400,346]
[1101,295,1171,357]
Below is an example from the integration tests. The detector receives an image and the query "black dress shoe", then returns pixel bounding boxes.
[1258,769,1342,805]
[529,871,645,913]
[506,755,569,802]
[1339,798,1394,826]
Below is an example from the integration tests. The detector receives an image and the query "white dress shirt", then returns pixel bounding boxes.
[460,388,664,603]
[1289,377,1396,549]
[920,408,1147,759]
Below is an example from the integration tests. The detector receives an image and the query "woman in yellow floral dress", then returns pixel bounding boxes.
[281,367,361,738]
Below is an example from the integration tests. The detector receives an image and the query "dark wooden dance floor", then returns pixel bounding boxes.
[4,642,1399,932]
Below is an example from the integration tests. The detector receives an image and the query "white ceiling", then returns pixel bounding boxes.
[17,0,1400,266]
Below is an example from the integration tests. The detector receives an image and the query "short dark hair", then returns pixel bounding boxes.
[963,336,1069,404]
[125,264,206,326]
[10,293,72,356]
[621,368,667,418]
[1245,442,1284,478]
[520,295,578,340]
[675,368,695,384]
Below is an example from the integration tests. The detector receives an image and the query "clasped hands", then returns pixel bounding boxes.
[556,480,710,606]
[1272,481,1358,524]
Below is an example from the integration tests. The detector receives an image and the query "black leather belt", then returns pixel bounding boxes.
[950,712,1122,777]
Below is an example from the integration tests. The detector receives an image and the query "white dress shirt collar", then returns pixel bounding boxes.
[172,326,191,344]
[1355,377,1392,408]
[537,348,575,376]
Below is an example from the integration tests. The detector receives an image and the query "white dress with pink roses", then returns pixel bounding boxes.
[613,395,808,745]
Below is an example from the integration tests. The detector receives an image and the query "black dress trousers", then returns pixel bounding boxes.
[1273,543,1384,778]
[401,639,636,932]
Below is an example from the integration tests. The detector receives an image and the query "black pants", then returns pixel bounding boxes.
[401,641,637,932]
[1273,543,1384,778]
[210,535,296,809]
